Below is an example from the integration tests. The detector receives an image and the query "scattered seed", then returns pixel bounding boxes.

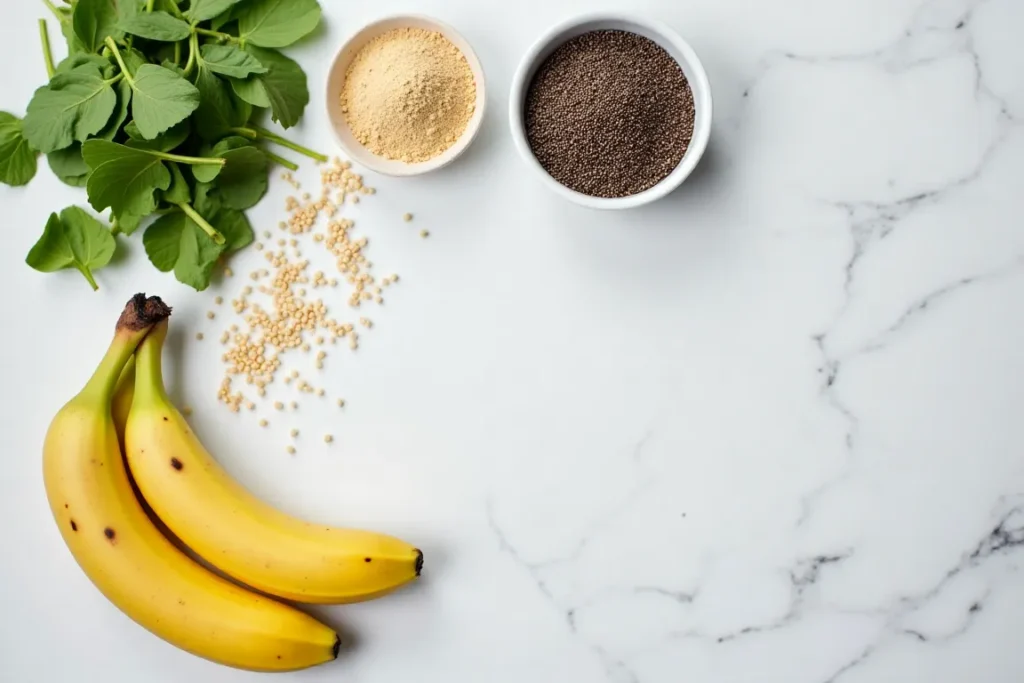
[286,446,296,455]
[290,429,299,438]
[214,296,223,305]
[215,157,395,416]
[196,333,204,341]
[324,434,333,443]
[207,311,215,319]
[403,213,413,222]
[274,401,284,410]
[259,419,268,427]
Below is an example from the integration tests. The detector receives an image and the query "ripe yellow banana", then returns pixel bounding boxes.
[111,357,135,447]
[44,295,339,672]
[125,320,423,604]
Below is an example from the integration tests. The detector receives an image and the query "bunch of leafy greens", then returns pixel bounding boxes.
[3,0,326,291]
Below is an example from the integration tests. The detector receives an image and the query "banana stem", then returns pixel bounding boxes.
[134,320,170,405]
[79,295,171,403]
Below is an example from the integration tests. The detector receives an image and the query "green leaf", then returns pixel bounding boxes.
[228,75,270,108]
[191,67,250,141]
[47,144,90,187]
[55,53,112,76]
[117,0,142,24]
[0,112,38,187]
[82,139,171,219]
[200,44,267,79]
[73,0,120,53]
[193,181,220,216]
[209,137,267,209]
[213,208,253,252]
[125,119,190,151]
[26,207,116,290]
[191,148,223,183]
[162,163,191,204]
[129,63,200,139]
[116,210,146,236]
[210,5,241,31]
[23,68,118,153]
[143,212,182,271]
[143,210,225,290]
[96,79,132,140]
[185,0,246,23]
[122,47,150,74]
[236,0,320,48]
[72,0,140,51]
[119,12,191,41]
[242,46,308,128]
[61,11,87,55]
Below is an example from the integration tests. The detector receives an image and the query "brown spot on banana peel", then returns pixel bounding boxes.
[170,458,183,471]
[104,528,116,542]
[70,520,77,532]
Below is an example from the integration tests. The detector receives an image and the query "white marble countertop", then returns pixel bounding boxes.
[1,0,1022,681]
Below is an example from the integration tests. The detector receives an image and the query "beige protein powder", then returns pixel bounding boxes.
[341,27,476,163]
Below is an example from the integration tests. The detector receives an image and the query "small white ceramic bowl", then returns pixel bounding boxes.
[509,14,712,209]
[325,15,487,177]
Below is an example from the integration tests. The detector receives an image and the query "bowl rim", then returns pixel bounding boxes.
[508,12,713,209]
[324,13,487,177]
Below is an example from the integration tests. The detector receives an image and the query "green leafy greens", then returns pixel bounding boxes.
[12,0,325,291]
[0,112,38,186]
[25,206,117,290]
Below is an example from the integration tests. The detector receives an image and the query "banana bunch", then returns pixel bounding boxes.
[43,295,422,672]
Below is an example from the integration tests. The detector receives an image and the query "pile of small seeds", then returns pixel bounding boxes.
[209,157,410,454]
[524,30,695,198]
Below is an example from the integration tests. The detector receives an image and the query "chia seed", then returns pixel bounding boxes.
[525,30,695,199]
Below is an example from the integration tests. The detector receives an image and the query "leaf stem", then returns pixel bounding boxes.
[252,126,328,163]
[194,27,236,42]
[227,126,257,140]
[262,150,299,171]
[76,264,100,291]
[41,0,64,22]
[39,19,54,79]
[105,36,135,85]
[177,202,225,245]
[144,149,225,166]
[183,32,198,77]
[145,0,154,11]
[110,218,122,236]
[173,40,182,65]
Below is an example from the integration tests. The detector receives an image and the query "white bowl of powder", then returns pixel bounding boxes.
[326,15,487,177]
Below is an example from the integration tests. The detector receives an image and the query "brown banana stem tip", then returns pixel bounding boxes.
[116,294,173,333]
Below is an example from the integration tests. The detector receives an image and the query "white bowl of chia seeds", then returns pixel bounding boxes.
[509,14,712,209]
